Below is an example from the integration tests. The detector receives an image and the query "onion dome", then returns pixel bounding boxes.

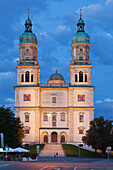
[72,13,90,44]
[19,11,37,44]
[49,70,64,81]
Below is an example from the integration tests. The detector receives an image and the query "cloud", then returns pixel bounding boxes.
[0,71,14,77]
[5,98,14,103]
[55,25,68,32]
[95,98,113,104]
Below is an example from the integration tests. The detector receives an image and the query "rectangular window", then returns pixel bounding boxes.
[52,122,56,127]
[52,115,56,121]
[79,57,83,61]
[25,115,29,122]
[52,97,56,103]
[24,130,29,134]
[79,130,83,134]
[61,115,65,121]
[79,115,84,122]
[43,115,48,121]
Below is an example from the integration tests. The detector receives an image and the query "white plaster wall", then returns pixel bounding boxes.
[41,111,67,128]
[70,66,92,85]
[19,89,36,106]
[73,110,91,143]
[17,67,38,85]
[41,89,67,107]
[19,110,35,143]
[69,88,94,107]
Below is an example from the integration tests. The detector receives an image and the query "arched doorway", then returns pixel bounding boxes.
[44,135,48,143]
[61,135,65,143]
[51,132,57,143]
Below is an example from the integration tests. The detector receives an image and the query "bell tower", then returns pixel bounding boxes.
[70,13,92,85]
[17,10,40,85]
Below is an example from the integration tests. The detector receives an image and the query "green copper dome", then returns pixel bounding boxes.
[72,13,90,44]
[19,32,37,44]
[72,32,90,44]
[19,14,37,44]
[49,70,64,81]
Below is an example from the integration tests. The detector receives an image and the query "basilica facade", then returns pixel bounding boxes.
[14,13,95,144]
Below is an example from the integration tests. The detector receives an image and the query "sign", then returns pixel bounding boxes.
[78,144,83,147]
[5,146,9,151]
[107,147,111,152]
[36,145,40,153]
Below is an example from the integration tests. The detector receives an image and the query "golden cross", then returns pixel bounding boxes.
[80,8,82,17]
[27,9,30,17]
[56,67,58,73]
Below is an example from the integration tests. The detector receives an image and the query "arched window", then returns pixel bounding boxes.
[24,126,30,134]
[79,71,83,82]
[25,71,29,82]
[31,74,33,82]
[75,74,77,82]
[21,74,24,82]
[85,74,87,82]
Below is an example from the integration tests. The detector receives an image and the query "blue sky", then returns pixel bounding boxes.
[0,0,113,120]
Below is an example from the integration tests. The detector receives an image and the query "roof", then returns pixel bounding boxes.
[49,72,64,81]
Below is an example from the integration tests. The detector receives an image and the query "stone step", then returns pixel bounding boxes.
[39,144,65,157]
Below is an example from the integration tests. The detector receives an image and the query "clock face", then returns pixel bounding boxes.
[24,94,31,101]
[78,95,85,102]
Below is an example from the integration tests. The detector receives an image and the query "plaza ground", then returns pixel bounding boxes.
[0,158,113,170]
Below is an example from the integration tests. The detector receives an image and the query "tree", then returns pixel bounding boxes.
[0,105,24,148]
[82,116,113,155]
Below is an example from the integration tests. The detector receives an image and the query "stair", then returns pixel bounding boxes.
[39,144,65,157]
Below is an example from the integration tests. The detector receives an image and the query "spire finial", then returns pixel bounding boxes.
[56,67,58,73]
[27,8,30,18]
[80,8,82,18]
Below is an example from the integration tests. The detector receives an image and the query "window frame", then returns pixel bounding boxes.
[52,97,56,103]
[61,114,65,121]
[43,114,48,121]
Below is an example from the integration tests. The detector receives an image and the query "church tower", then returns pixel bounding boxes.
[17,11,39,85]
[70,13,92,85]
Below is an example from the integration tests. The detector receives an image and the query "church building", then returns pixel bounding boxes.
[14,12,95,144]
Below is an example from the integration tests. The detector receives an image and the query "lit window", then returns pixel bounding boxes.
[61,115,65,121]
[25,115,29,122]
[24,126,30,134]
[52,97,56,103]
[43,115,48,121]
[52,122,56,127]
[79,71,83,82]
[79,130,83,134]
[75,74,77,82]
[79,115,84,122]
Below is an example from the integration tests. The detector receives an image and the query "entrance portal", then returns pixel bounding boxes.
[61,135,65,143]
[51,132,57,143]
[44,135,48,143]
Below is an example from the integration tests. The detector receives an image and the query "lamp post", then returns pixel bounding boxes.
[0,133,4,148]
[78,144,83,158]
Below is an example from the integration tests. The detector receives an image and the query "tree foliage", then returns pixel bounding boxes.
[82,116,113,154]
[0,106,24,148]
